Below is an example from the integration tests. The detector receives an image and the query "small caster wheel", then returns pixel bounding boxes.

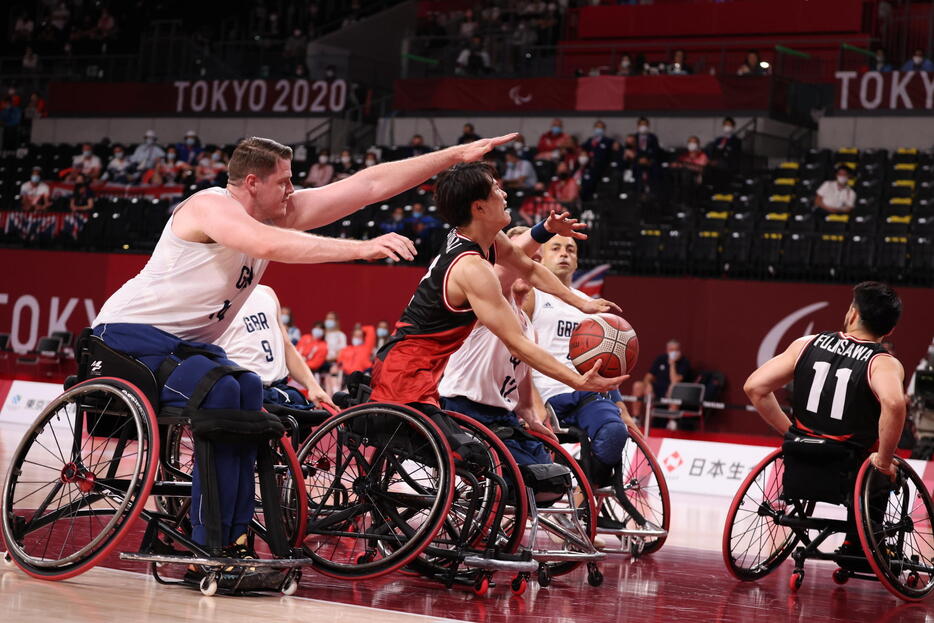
[200,573,218,597]
[537,566,551,588]
[629,539,644,558]
[511,575,528,596]
[356,551,375,564]
[282,574,299,596]
[3,551,13,565]
[789,570,803,593]
[587,564,604,587]
[831,568,848,585]
[473,575,490,596]
[906,572,920,588]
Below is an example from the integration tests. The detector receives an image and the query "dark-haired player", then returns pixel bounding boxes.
[371,162,626,453]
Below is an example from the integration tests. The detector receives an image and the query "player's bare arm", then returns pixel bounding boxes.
[267,287,335,408]
[516,375,558,440]
[512,211,588,257]
[743,337,811,435]
[494,231,620,315]
[285,134,518,231]
[868,355,906,477]
[175,193,416,263]
[449,255,626,393]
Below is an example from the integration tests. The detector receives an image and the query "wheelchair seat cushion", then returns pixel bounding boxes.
[519,463,572,506]
[781,429,864,505]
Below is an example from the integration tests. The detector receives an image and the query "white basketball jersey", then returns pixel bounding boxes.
[530,287,591,402]
[439,298,534,411]
[93,187,269,344]
[213,285,288,384]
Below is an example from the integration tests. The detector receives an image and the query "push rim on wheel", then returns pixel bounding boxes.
[1,378,159,580]
[722,449,805,581]
[608,427,670,555]
[854,456,934,601]
[296,403,455,579]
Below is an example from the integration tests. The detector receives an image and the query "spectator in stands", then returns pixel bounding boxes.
[556,134,581,171]
[870,47,893,72]
[69,144,103,181]
[334,149,357,180]
[616,53,635,76]
[5,87,21,108]
[512,133,534,161]
[630,339,692,422]
[21,47,39,73]
[901,48,934,72]
[176,130,203,165]
[146,147,187,185]
[324,311,348,393]
[582,120,617,176]
[456,35,492,76]
[548,162,580,206]
[737,50,769,75]
[297,322,328,374]
[194,150,227,187]
[459,8,479,37]
[458,123,481,144]
[673,136,709,177]
[705,117,742,187]
[400,134,431,158]
[337,327,374,377]
[51,2,71,32]
[404,201,441,248]
[536,118,568,160]
[69,174,95,212]
[633,117,660,195]
[280,306,301,344]
[96,8,117,39]
[363,151,379,168]
[130,130,165,176]
[0,95,23,150]
[304,149,334,187]
[503,148,538,189]
[20,168,50,211]
[13,11,35,42]
[666,49,692,75]
[380,206,409,235]
[105,145,132,184]
[814,165,856,216]
[283,28,307,60]
[374,320,391,355]
[23,92,47,123]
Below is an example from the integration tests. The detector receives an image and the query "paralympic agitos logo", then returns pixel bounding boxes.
[756,302,830,367]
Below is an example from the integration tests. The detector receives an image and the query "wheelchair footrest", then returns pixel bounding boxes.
[120,552,313,568]
[461,556,538,574]
[596,524,667,538]
[528,550,607,563]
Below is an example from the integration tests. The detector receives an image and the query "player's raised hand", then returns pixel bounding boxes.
[360,233,417,262]
[576,359,629,393]
[578,297,622,315]
[544,210,588,240]
[459,133,519,162]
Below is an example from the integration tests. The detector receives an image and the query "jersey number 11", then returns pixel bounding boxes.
[806,362,852,421]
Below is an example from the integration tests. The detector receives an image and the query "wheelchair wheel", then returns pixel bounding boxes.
[296,402,455,579]
[156,422,193,519]
[532,432,597,577]
[722,449,804,581]
[603,426,670,555]
[854,456,934,601]
[403,412,528,580]
[1,378,159,580]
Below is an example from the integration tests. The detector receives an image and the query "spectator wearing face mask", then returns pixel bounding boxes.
[323,312,347,363]
[674,136,708,174]
[582,120,616,176]
[105,145,131,183]
[130,130,165,174]
[547,162,580,206]
[503,148,538,189]
[20,167,50,211]
[68,143,102,181]
[511,134,534,161]
[630,339,692,424]
[705,117,742,184]
[400,134,431,159]
[616,53,635,76]
[870,47,893,72]
[194,150,227,186]
[297,322,329,374]
[69,173,95,212]
[363,152,379,168]
[815,165,856,216]
[633,117,660,195]
[374,320,391,355]
[337,328,374,377]
[404,201,441,251]
[901,48,934,72]
[535,118,568,161]
[334,149,357,180]
[176,130,203,165]
[458,123,481,145]
[280,306,301,344]
[737,50,769,75]
[666,49,692,75]
[456,35,492,76]
[671,136,708,203]
[304,150,334,187]
[380,206,410,236]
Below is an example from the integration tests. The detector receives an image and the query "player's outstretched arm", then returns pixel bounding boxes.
[190,193,416,263]
[511,211,588,258]
[743,337,810,435]
[868,355,906,478]
[285,134,518,231]
[516,374,557,440]
[494,231,620,315]
[451,256,627,393]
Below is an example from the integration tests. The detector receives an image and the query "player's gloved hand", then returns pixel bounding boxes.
[458,133,519,162]
[869,452,897,480]
[576,359,629,393]
[361,233,417,262]
[577,297,621,315]
[544,210,588,240]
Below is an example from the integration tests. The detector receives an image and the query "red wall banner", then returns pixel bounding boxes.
[3,249,932,434]
[394,76,771,112]
[835,70,934,111]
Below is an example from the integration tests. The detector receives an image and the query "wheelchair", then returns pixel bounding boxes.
[1,329,312,596]
[548,405,670,556]
[722,432,934,601]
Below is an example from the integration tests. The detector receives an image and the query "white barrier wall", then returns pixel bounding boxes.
[819,116,934,150]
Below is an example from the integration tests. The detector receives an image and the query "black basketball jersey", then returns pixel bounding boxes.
[376,229,496,360]
[791,331,889,448]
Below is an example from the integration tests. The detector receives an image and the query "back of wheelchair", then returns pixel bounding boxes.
[722,430,934,601]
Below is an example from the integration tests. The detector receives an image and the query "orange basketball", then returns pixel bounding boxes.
[568,314,639,377]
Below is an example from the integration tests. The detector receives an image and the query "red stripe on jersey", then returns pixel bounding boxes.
[792,418,854,442]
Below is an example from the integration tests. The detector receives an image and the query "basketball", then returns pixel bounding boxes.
[568,314,639,377]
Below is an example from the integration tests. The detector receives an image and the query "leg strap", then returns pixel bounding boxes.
[193,434,224,553]
[255,441,290,557]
